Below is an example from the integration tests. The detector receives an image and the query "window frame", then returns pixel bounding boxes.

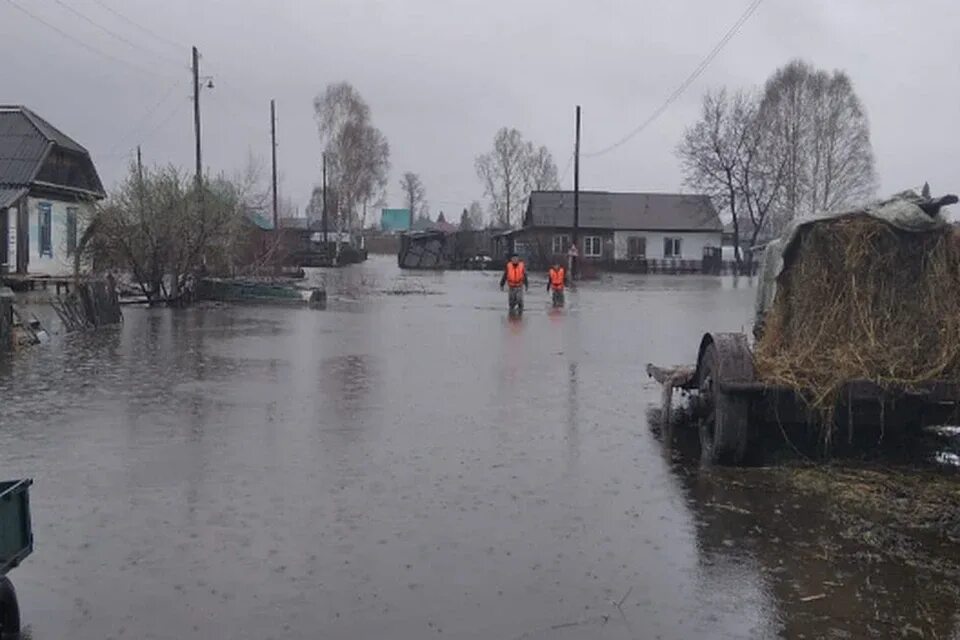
[663,236,682,259]
[552,233,570,255]
[583,235,602,257]
[38,202,52,258]
[627,236,646,259]
[66,206,78,257]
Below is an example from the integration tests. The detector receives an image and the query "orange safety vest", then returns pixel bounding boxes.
[506,261,526,287]
[549,266,565,290]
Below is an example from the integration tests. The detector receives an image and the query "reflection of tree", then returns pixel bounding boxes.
[563,362,580,477]
[319,353,376,448]
[670,453,960,639]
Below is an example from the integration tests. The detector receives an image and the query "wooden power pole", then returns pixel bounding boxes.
[573,105,581,279]
[270,99,278,231]
[192,46,202,191]
[321,153,328,246]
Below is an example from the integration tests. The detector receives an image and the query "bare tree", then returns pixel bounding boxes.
[90,163,244,304]
[523,144,560,192]
[476,128,525,227]
[678,61,875,268]
[399,172,427,228]
[467,200,484,229]
[459,207,473,231]
[759,60,876,225]
[736,109,788,258]
[677,89,755,271]
[314,82,391,246]
[475,128,558,228]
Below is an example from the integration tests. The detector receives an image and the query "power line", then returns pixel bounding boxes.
[583,0,765,158]
[107,80,184,154]
[89,0,186,52]
[558,152,574,186]
[3,0,173,79]
[50,0,186,70]
[133,99,188,150]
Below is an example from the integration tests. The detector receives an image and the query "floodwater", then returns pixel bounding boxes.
[0,256,957,639]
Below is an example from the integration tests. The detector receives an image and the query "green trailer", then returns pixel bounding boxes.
[0,479,32,636]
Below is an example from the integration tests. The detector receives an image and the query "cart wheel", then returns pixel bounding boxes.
[0,576,21,638]
[698,343,749,466]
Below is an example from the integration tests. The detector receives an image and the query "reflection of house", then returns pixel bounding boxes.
[499,190,722,271]
[0,106,105,276]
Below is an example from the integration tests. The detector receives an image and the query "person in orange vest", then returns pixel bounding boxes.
[547,262,567,307]
[499,253,529,313]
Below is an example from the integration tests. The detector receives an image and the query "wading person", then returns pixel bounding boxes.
[547,262,567,307]
[500,253,529,313]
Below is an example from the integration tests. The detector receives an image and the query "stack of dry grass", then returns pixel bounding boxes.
[754,214,960,442]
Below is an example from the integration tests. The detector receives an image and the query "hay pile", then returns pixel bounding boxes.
[754,214,960,439]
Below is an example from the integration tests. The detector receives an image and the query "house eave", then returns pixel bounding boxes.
[29,181,105,200]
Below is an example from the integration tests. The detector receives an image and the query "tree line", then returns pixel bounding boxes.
[677,59,877,270]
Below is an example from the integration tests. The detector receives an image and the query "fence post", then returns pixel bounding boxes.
[0,287,13,351]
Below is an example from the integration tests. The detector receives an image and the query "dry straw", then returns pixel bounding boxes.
[754,215,960,446]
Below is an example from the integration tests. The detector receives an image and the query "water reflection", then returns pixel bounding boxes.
[656,407,960,639]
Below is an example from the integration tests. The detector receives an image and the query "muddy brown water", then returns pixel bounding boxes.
[0,256,958,639]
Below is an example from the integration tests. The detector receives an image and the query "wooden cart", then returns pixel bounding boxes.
[648,333,960,465]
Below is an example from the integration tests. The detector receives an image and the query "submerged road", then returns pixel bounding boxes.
[0,256,956,639]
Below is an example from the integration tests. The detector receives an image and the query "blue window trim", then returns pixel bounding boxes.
[66,207,78,257]
[38,202,52,258]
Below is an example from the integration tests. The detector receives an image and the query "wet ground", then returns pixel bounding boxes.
[1,255,959,639]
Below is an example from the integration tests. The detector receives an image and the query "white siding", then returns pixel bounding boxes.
[613,230,721,261]
[5,207,15,272]
[25,197,91,276]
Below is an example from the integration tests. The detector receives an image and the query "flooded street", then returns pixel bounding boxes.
[1,256,958,639]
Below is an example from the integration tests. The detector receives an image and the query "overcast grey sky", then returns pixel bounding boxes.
[3,0,959,221]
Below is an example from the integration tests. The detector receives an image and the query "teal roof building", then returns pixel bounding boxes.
[381,208,411,232]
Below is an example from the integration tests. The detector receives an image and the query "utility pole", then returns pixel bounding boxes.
[572,105,581,279]
[321,153,328,247]
[192,46,202,192]
[136,145,145,212]
[270,99,278,232]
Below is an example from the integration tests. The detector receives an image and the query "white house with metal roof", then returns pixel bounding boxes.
[512,190,722,270]
[0,106,105,277]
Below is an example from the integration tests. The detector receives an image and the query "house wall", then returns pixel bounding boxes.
[3,207,14,273]
[23,196,92,277]
[612,230,721,261]
[512,228,616,268]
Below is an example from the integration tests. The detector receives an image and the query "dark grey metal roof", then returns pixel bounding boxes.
[0,108,51,186]
[525,191,722,232]
[0,186,27,209]
[0,106,99,194]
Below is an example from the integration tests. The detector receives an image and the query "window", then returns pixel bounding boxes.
[38,202,52,258]
[584,236,602,257]
[663,237,682,259]
[552,234,570,254]
[66,207,78,257]
[627,236,646,259]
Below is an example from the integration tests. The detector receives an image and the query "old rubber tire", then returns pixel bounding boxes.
[698,343,749,465]
[0,576,21,638]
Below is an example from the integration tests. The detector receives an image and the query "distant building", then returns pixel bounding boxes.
[381,208,411,232]
[499,190,722,271]
[433,212,457,234]
[0,106,105,276]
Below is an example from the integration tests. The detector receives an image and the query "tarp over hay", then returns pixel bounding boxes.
[753,188,960,433]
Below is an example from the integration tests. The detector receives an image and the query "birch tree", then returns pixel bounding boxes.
[475,128,559,228]
[677,89,756,271]
[759,60,876,225]
[399,172,427,228]
[313,82,390,240]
